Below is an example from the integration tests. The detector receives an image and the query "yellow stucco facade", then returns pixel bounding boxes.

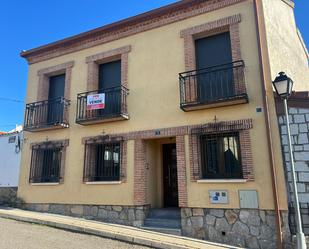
[19,0,308,213]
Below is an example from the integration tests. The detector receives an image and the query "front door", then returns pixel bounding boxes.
[162,143,178,207]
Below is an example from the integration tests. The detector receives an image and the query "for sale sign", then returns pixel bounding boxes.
[87,93,105,110]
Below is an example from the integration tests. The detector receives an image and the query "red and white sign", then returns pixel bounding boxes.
[87,93,105,110]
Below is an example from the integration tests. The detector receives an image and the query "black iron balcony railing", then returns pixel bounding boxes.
[179,60,248,111]
[76,85,129,125]
[24,97,70,131]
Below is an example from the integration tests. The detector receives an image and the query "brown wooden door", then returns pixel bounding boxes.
[163,144,178,207]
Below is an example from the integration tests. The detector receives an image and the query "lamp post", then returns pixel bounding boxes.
[272,72,307,249]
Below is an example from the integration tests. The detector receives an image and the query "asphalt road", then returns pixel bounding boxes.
[0,217,150,249]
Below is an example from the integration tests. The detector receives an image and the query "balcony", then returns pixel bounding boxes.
[179,61,248,111]
[76,86,129,125]
[24,97,70,132]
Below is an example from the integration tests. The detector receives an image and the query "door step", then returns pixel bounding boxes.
[141,208,181,236]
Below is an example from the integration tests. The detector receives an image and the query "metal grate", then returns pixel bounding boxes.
[288,202,309,235]
[199,132,242,179]
[29,142,63,183]
[179,60,247,109]
[83,140,122,182]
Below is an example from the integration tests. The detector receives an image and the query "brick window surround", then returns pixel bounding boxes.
[82,135,127,182]
[180,14,242,71]
[180,14,245,104]
[85,45,131,91]
[37,61,74,101]
[189,119,254,181]
[29,139,69,184]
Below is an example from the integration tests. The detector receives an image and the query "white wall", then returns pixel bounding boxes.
[0,132,22,187]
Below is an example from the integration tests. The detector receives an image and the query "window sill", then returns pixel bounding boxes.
[30,182,60,186]
[84,181,122,185]
[197,179,247,183]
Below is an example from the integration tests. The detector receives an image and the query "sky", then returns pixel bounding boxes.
[0,0,308,132]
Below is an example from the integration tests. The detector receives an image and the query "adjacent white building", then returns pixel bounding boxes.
[0,126,23,187]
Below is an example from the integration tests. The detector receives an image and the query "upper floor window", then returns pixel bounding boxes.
[76,46,131,125]
[24,62,73,132]
[195,32,234,103]
[200,132,242,179]
[179,14,248,111]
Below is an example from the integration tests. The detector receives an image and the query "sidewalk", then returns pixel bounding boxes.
[0,207,240,249]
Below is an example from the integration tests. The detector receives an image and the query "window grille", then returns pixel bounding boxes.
[200,132,242,179]
[84,138,123,182]
[29,141,67,183]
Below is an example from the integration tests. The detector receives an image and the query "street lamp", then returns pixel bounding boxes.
[273,72,307,249]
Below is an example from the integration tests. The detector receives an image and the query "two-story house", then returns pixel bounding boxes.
[18,0,309,248]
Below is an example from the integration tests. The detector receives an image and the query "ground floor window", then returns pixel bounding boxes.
[84,142,121,182]
[29,141,68,183]
[200,132,243,179]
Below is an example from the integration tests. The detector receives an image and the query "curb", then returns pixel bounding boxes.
[0,208,240,249]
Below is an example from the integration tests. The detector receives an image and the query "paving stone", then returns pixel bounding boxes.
[191,216,203,228]
[299,172,309,182]
[209,209,224,218]
[259,225,273,240]
[207,226,222,242]
[97,209,108,219]
[247,212,261,226]
[181,208,192,218]
[299,123,308,133]
[205,214,216,226]
[192,208,203,216]
[109,211,119,220]
[112,206,122,212]
[249,226,260,236]
[84,206,98,217]
[215,218,231,232]
[119,210,128,220]
[298,134,309,144]
[298,108,309,114]
[128,209,135,221]
[135,210,145,220]
[295,161,309,171]
[246,236,259,249]
[71,205,83,216]
[290,124,299,135]
[294,152,309,161]
[239,210,250,223]
[225,232,246,247]
[259,210,266,223]
[225,210,238,224]
[294,114,305,123]
[294,145,303,151]
[289,108,298,114]
[232,221,249,235]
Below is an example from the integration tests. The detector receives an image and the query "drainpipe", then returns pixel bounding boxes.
[253,1,283,248]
